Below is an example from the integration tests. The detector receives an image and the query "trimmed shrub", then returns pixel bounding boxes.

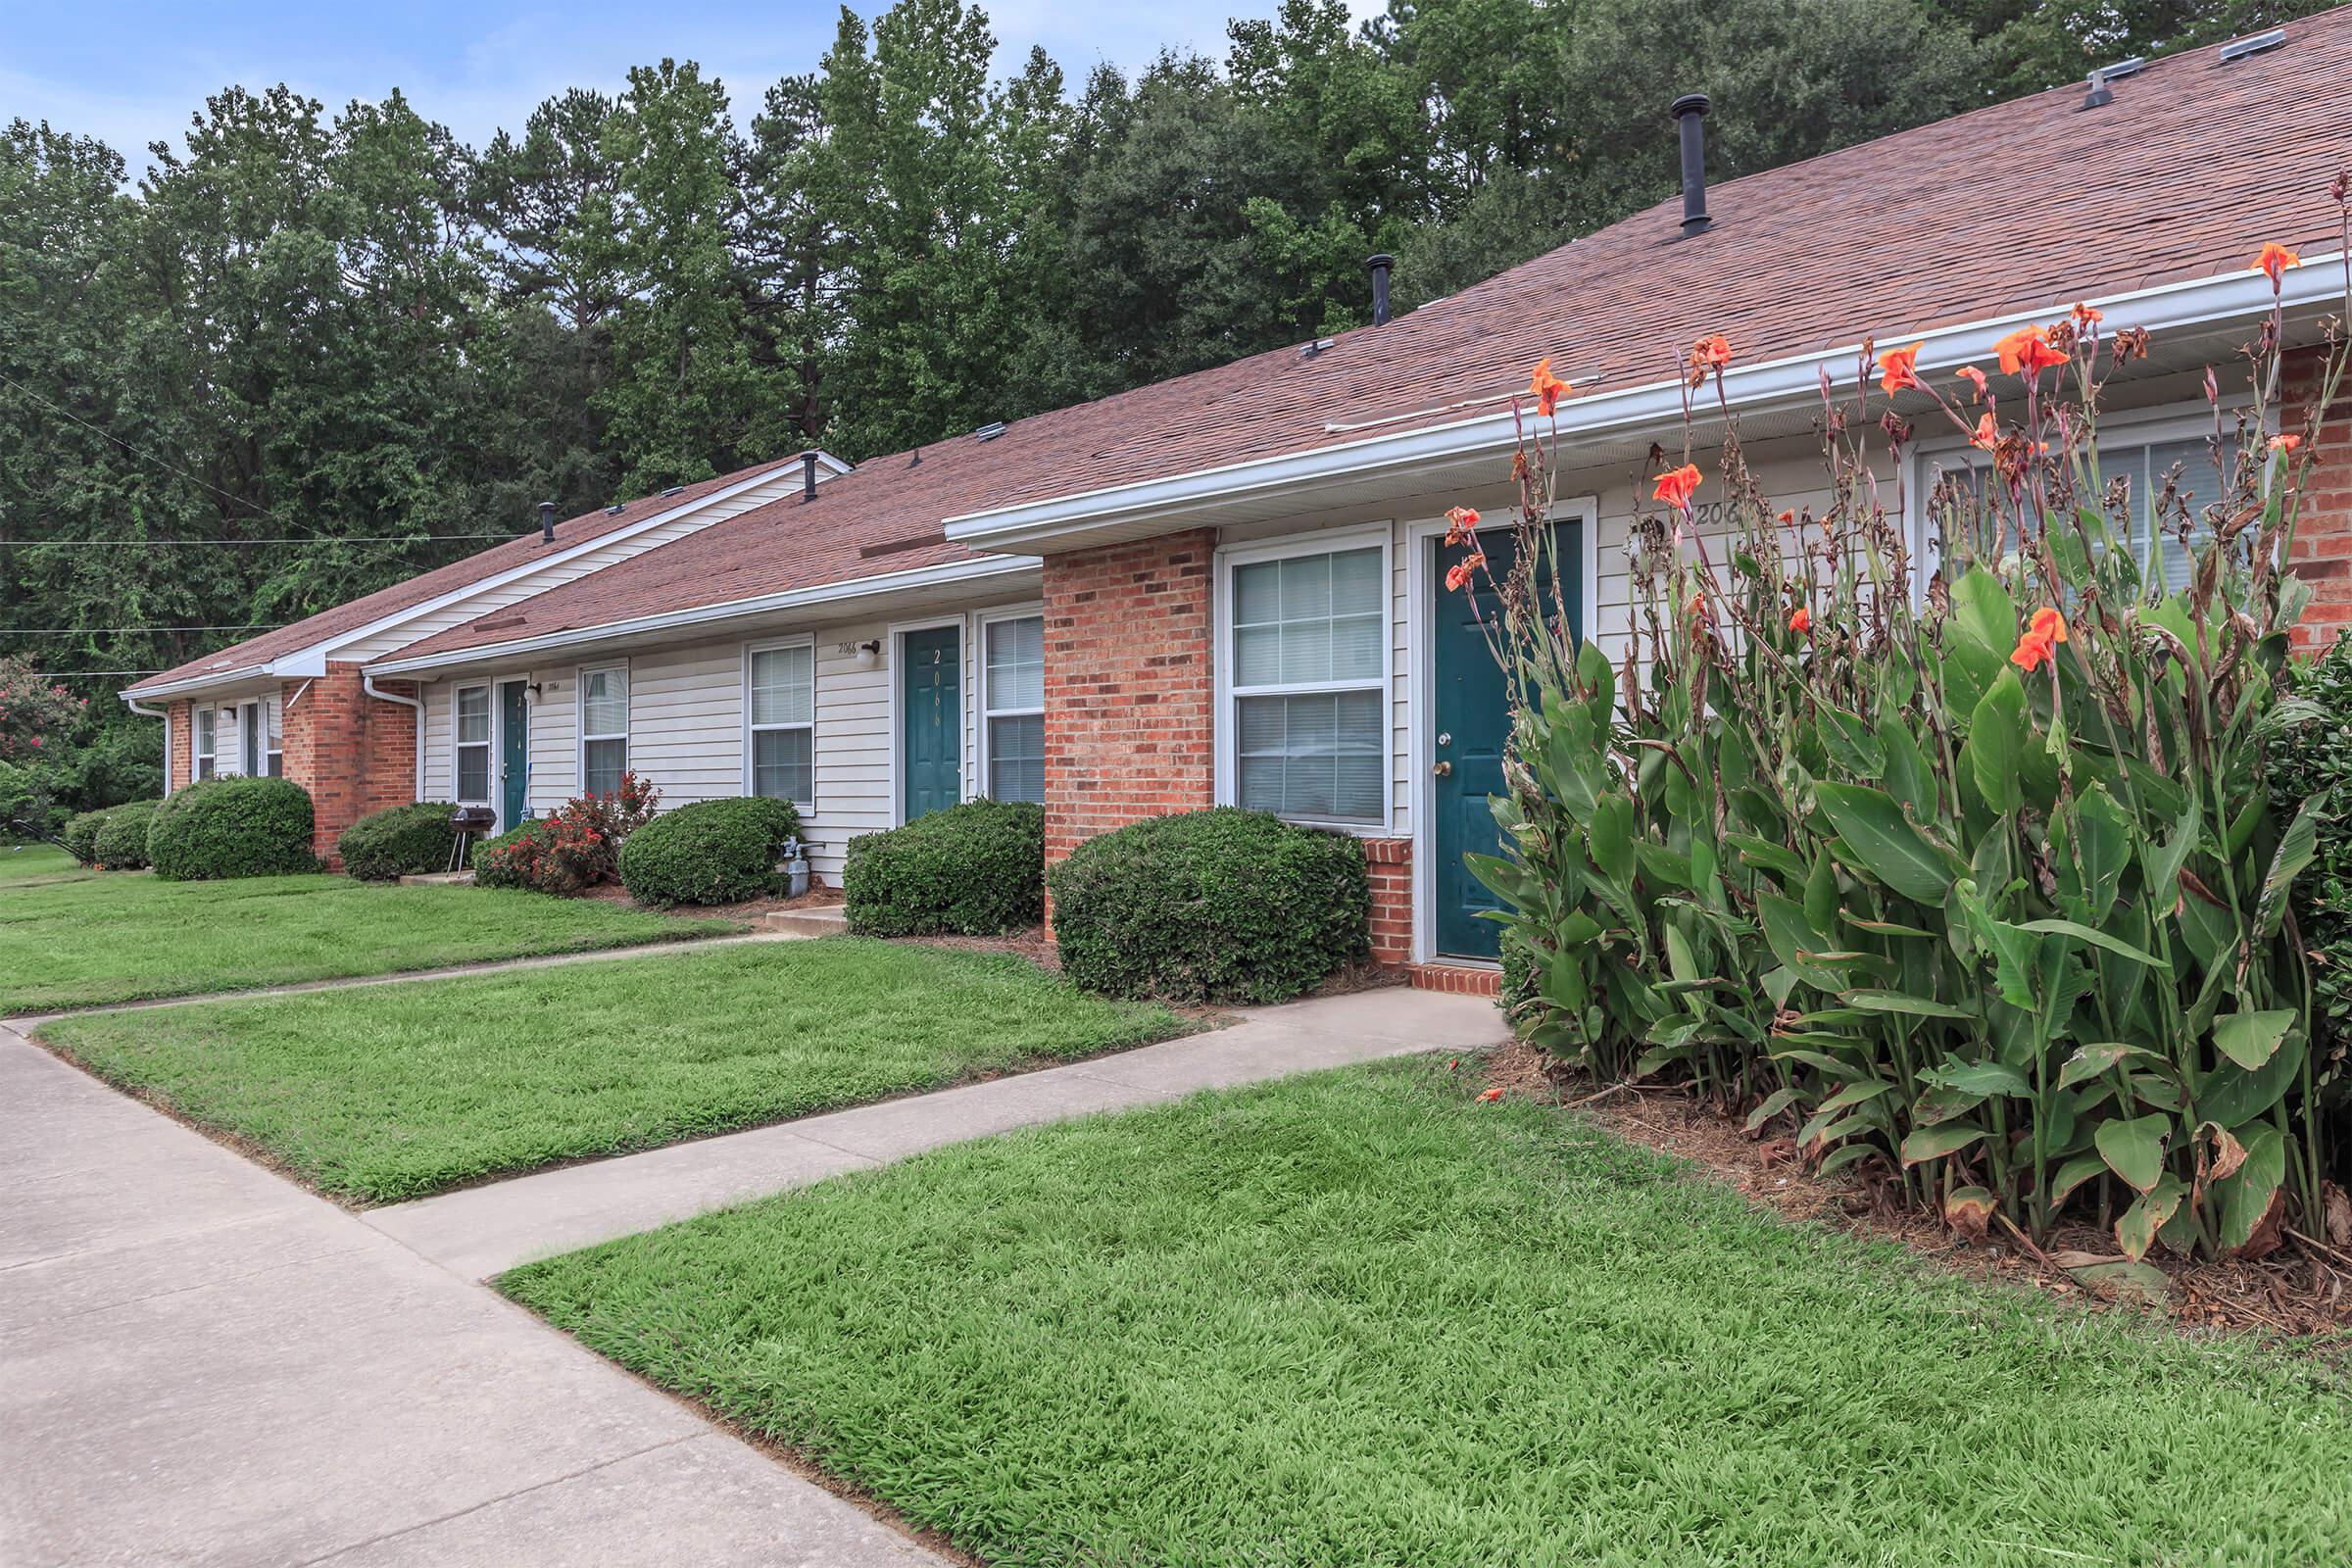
[845,799,1044,936]
[471,818,552,891]
[619,797,803,906]
[92,800,160,870]
[339,801,459,882]
[473,773,659,896]
[146,776,318,881]
[1048,808,1369,1004]
[62,808,110,865]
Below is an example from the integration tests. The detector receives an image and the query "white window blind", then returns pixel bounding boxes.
[983,615,1045,804]
[456,685,491,803]
[580,666,628,797]
[748,645,814,806]
[1229,546,1384,824]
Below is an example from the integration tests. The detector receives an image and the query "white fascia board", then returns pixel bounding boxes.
[120,663,273,702]
[268,461,816,677]
[365,556,1040,676]
[943,252,2347,550]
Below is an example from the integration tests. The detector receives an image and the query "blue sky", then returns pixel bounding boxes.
[3,0,1380,172]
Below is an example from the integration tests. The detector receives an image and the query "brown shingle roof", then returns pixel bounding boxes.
[244,11,2352,672]
[123,460,798,694]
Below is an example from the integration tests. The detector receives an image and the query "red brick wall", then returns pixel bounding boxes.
[1364,836,1412,965]
[2285,344,2352,652]
[280,663,417,865]
[1041,529,1218,866]
[165,700,191,792]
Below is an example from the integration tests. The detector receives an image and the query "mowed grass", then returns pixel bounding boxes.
[505,1059,2352,1568]
[41,938,1190,1202]
[0,872,731,1013]
[0,842,87,885]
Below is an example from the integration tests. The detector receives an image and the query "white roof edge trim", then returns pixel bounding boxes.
[943,251,2349,548]
[275,460,818,672]
[119,663,273,702]
[364,555,1042,675]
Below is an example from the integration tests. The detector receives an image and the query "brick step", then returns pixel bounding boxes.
[758,906,851,938]
[1407,962,1501,998]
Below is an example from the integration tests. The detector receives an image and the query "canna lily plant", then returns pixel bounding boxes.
[1464,214,2351,1265]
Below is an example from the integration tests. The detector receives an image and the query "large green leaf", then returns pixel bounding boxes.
[2115,1173,2187,1262]
[2217,1125,2287,1254]
[2056,1041,2157,1091]
[2212,1010,2297,1072]
[2198,1034,2307,1128]
[1964,669,2028,817]
[2094,1113,2171,1194]
[1842,989,1973,1020]
[1817,706,1885,780]
[1586,792,1637,886]
[1813,783,1957,906]
[1899,1122,1986,1167]
[2256,791,2328,938]
[2012,918,2168,972]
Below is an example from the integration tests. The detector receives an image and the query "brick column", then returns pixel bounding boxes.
[1363,836,1413,965]
[2284,344,2352,652]
[280,663,417,866]
[165,700,191,791]
[1041,529,1217,868]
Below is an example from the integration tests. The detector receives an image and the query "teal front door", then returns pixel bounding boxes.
[1432,521,1582,958]
[498,680,529,829]
[901,625,961,822]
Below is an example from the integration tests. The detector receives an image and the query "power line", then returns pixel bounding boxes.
[0,370,279,525]
[7,623,289,635]
[31,669,168,677]
[20,534,511,547]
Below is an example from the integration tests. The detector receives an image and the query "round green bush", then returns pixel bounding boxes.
[1046,808,1370,1004]
[62,808,111,865]
[146,776,318,881]
[92,800,160,870]
[844,799,1045,936]
[338,801,459,881]
[618,796,803,906]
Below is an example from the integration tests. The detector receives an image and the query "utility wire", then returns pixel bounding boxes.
[20,534,511,547]
[7,623,289,635]
[0,370,280,525]
[32,669,168,677]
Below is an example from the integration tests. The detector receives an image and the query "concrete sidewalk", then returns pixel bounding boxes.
[1,986,1505,1565]
[367,986,1508,1279]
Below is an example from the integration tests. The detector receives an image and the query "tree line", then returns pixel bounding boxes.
[0,0,2316,813]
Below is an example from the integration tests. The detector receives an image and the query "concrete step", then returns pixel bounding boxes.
[757,905,851,938]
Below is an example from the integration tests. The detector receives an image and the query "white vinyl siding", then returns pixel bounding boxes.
[1227,543,1386,826]
[579,665,629,797]
[455,684,492,804]
[981,613,1044,804]
[747,642,815,808]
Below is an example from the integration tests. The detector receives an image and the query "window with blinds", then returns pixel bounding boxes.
[748,644,815,807]
[456,685,491,803]
[983,615,1045,804]
[1228,545,1385,824]
[580,665,629,797]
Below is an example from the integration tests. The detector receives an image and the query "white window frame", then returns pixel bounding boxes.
[576,662,630,798]
[192,706,218,781]
[453,682,493,806]
[1212,523,1394,834]
[742,636,817,810]
[976,605,1047,805]
[240,701,262,776]
[1906,394,2265,601]
[264,697,283,778]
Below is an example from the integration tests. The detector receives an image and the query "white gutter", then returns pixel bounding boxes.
[943,251,2348,550]
[367,555,1041,677]
[124,662,271,702]
[122,696,171,798]
[363,673,426,801]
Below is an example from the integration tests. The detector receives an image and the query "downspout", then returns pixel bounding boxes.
[363,673,426,801]
[124,696,171,798]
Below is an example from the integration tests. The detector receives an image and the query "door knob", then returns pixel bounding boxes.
[1433,760,1453,778]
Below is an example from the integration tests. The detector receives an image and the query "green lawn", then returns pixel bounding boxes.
[0,872,731,1013]
[41,938,1191,1201]
[0,842,86,885]
[505,1059,2352,1568]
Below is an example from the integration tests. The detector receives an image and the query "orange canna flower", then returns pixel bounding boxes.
[2029,607,2068,646]
[1528,356,1570,416]
[1788,606,1811,634]
[1443,505,1480,545]
[2011,630,2054,671]
[1954,365,1988,399]
[1969,413,1999,451]
[2070,301,2103,327]
[2252,242,2301,289]
[1653,463,1704,508]
[1477,1086,1505,1103]
[1776,509,1795,525]
[1445,553,1487,592]
[1993,324,2068,376]
[1689,592,1708,621]
[2271,433,2304,456]
[1877,341,1925,396]
[1690,333,1732,372]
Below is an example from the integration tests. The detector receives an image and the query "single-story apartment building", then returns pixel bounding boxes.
[124,10,2352,989]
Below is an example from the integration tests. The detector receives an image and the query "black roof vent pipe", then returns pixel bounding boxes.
[1367,253,1394,325]
[538,500,556,545]
[1671,92,1711,233]
[801,450,820,502]
[2081,67,2115,111]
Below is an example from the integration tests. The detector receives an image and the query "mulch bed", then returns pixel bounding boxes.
[1476,1040,2352,1347]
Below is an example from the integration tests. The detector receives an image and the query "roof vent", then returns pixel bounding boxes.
[2081,67,2115,110]
[605,502,625,515]
[974,421,1006,442]
[2099,55,2146,78]
[538,500,556,546]
[1670,92,1711,233]
[1367,253,1394,325]
[662,484,685,497]
[1298,337,1336,360]
[800,450,820,503]
[2218,27,2286,63]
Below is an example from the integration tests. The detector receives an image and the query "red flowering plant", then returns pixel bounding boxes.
[475,771,659,895]
[1449,194,2352,1267]
[0,655,84,766]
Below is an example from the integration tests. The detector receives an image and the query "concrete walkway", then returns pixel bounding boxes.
[1,987,1505,1565]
